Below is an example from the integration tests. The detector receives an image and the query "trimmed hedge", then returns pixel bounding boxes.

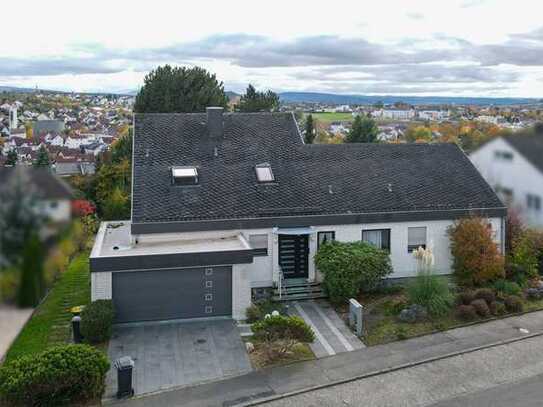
[81,300,115,344]
[314,241,393,304]
[0,344,110,406]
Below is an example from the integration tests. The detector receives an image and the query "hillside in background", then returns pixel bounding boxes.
[278,91,541,106]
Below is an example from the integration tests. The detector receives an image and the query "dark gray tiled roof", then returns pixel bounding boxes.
[0,166,73,200]
[132,113,504,225]
[504,133,543,174]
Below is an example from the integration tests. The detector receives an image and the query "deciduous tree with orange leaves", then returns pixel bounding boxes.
[448,217,504,287]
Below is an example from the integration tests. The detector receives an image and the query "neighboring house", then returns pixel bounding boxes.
[0,166,73,224]
[53,158,96,176]
[33,119,65,135]
[470,132,543,228]
[90,108,506,324]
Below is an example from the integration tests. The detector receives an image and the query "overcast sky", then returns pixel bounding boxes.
[2,0,543,97]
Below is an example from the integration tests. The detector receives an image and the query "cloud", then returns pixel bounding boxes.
[0,26,542,96]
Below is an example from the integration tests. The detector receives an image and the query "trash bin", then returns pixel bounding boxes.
[114,356,135,398]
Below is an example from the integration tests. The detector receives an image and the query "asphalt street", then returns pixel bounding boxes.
[258,335,543,407]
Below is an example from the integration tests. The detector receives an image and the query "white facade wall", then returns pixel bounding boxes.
[95,216,503,320]
[40,199,71,223]
[471,137,543,228]
[232,264,251,320]
[91,272,112,301]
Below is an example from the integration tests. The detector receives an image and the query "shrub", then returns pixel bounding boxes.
[246,300,287,323]
[470,299,490,317]
[456,304,478,321]
[474,288,496,305]
[252,315,314,343]
[383,297,408,316]
[509,229,542,281]
[456,290,476,306]
[314,241,393,304]
[0,268,20,304]
[0,344,110,406]
[17,234,45,308]
[395,326,408,340]
[448,217,505,287]
[504,295,524,313]
[493,280,522,297]
[406,271,453,317]
[489,301,506,316]
[252,315,315,361]
[81,300,115,344]
[505,263,529,287]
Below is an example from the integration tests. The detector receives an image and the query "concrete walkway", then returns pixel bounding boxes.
[111,310,543,407]
[0,305,33,362]
[288,300,364,357]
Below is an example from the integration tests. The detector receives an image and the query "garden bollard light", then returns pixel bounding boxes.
[114,356,135,399]
[71,316,82,343]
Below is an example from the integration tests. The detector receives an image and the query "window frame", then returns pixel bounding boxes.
[494,150,514,161]
[171,166,198,186]
[407,226,427,253]
[255,163,275,183]
[527,193,542,211]
[361,229,391,252]
[317,231,336,250]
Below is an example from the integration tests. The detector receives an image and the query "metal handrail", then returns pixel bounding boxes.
[278,266,285,300]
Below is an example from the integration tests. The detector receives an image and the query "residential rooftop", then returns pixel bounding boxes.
[91,221,251,259]
[131,111,505,231]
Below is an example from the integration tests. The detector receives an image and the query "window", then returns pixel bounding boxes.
[171,166,198,186]
[49,201,58,209]
[408,227,427,252]
[362,229,390,251]
[255,163,274,183]
[494,150,513,161]
[495,186,514,204]
[318,231,335,249]
[527,194,542,211]
[249,234,268,256]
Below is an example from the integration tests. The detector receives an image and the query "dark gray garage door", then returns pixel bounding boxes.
[112,266,232,323]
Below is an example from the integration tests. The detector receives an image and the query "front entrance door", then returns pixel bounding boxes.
[279,234,309,279]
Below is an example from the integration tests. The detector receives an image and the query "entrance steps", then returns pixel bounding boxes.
[272,278,327,301]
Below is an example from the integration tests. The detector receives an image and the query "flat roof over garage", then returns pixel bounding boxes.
[90,221,254,272]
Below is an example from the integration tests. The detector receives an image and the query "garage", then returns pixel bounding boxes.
[112,266,232,323]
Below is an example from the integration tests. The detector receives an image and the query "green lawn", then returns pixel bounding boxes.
[308,112,354,123]
[5,254,91,362]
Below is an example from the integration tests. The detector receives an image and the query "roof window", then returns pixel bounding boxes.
[255,163,274,183]
[172,166,198,185]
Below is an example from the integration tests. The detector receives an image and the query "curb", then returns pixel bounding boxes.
[239,329,543,406]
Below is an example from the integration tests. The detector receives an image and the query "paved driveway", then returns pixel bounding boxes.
[104,318,252,399]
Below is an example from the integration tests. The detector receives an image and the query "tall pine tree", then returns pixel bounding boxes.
[346,115,379,143]
[304,115,315,144]
[134,65,228,113]
[34,145,50,167]
[17,233,45,307]
[237,84,279,112]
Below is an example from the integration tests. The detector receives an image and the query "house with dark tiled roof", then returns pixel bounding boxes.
[90,107,506,323]
[471,131,543,228]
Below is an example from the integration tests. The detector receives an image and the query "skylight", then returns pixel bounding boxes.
[172,166,198,185]
[255,163,274,183]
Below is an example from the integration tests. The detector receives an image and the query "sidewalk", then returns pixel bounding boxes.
[111,310,543,407]
[0,304,33,363]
